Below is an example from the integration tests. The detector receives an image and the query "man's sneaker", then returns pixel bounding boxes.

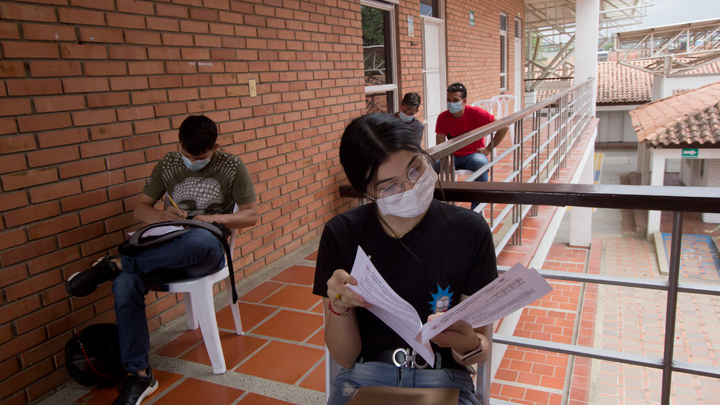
[113,368,158,405]
[65,256,121,298]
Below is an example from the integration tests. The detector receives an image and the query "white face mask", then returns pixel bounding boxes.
[181,153,212,171]
[447,101,463,114]
[398,111,414,123]
[375,165,438,218]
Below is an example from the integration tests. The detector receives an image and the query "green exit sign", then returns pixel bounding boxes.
[681,148,698,159]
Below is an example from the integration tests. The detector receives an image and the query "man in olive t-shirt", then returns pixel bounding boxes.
[65,116,258,405]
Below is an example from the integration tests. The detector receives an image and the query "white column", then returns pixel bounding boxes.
[570,141,594,247]
[575,0,600,113]
[647,149,666,237]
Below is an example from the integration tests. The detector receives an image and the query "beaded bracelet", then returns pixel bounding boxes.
[327,300,349,316]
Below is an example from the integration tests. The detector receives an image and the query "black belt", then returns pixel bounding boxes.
[363,348,472,373]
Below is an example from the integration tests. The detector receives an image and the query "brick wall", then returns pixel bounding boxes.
[446,0,524,105]
[0,0,519,402]
[0,0,364,402]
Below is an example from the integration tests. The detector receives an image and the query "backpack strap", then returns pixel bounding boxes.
[127,220,239,303]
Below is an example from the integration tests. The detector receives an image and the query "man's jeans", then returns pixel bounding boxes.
[454,152,489,210]
[114,228,225,372]
[328,360,480,405]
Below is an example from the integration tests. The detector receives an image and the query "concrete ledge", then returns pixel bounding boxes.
[653,231,669,275]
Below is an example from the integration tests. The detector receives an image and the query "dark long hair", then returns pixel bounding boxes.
[340,113,429,196]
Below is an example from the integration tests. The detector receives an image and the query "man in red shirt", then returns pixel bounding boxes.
[435,83,509,209]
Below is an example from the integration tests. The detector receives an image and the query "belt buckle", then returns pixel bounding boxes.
[391,348,429,369]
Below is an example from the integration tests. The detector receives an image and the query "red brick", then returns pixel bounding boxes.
[37,127,89,148]
[105,12,146,29]
[122,134,160,151]
[109,76,148,91]
[0,22,18,40]
[128,61,164,75]
[147,17,180,32]
[147,47,181,60]
[156,3,188,18]
[131,89,168,105]
[0,329,46,365]
[0,154,27,175]
[84,61,128,76]
[0,296,40,325]
[58,158,106,178]
[116,0,155,15]
[60,43,108,59]
[181,48,210,60]
[34,95,86,113]
[134,118,170,134]
[0,118,18,135]
[28,214,80,240]
[57,222,104,248]
[28,180,81,205]
[193,34,221,48]
[1,239,58,269]
[79,200,124,224]
[6,79,62,96]
[71,0,115,10]
[46,306,94,338]
[123,162,154,181]
[124,30,162,46]
[0,229,26,251]
[108,45,148,59]
[154,102,188,117]
[168,88,199,101]
[0,61,26,77]
[62,77,110,93]
[17,112,72,133]
[189,8,218,21]
[29,61,82,77]
[16,301,71,335]
[0,98,32,116]
[86,92,130,108]
[107,180,143,200]
[0,3,57,23]
[81,170,124,191]
[0,264,27,289]
[1,167,58,192]
[79,139,123,158]
[161,32,193,46]
[72,109,117,126]
[87,124,130,143]
[78,27,123,44]
[28,247,81,275]
[116,105,154,122]
[21,23,71,42]
[58,8,106,26]
[107,150,145,169]
[60,189,107,212]
[0,191,27,212]
[27,146,81,168]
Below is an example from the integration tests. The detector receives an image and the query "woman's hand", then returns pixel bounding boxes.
[327,269,371,310]
[428,317,479,354]
[164,206,187,221]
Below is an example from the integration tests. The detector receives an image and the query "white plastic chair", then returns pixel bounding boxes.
[324,329,493,404]
[471,99,499,117]
[153,203,243,374]
[491,95,516,146]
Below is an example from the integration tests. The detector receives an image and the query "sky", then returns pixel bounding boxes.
[637,0,720,28]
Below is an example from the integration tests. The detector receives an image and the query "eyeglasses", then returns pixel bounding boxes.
[447,85,466,93]
[376,156,430,203]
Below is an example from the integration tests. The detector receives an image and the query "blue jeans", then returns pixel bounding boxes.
[328,360,480,405]
[454,153,489,210]
[114,228,225,372]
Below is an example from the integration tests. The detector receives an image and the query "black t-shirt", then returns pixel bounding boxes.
[313,199,498,362]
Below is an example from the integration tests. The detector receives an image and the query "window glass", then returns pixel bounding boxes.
[500,13,508,90]
[365,91,395,114]
[362,6,392,86]
[420,0,439,18]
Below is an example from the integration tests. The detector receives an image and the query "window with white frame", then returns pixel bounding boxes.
[362,0,397,114]
[500,13,508,91]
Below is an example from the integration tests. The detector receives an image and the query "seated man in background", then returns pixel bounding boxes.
[435,83,509,210]
[65,115,258,405]
[390,92,424,145]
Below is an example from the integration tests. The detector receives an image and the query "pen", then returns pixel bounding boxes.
[166,194,180,211]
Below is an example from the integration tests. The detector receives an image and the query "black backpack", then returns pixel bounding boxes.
[65,323,125,387]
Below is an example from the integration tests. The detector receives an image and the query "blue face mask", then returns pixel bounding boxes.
[447,101,463,114]
[181,153,212,171]
[398,111,414,123]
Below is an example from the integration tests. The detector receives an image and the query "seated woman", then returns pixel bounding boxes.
[313,113,498,405]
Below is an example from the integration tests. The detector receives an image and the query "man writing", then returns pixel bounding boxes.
[435,83,509,210]
[390,92,424,145]
[65,115,258,405]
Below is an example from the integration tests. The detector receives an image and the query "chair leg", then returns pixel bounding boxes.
[194,286,227,374]
[225,277,243,335]
[183,292,198,330]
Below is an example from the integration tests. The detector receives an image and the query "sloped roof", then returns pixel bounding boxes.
[629,80,720,146]
[596,61,652,105]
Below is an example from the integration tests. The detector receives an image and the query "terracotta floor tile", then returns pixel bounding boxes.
[216,302,277,331]
[306,329,325,347]
[152,378,244,405]
[179,331,268,369]
[304,251,318,261]
[251,309,323,342]
[298,361,326,392]
[262,284,321,311]
[237,392,295,404]
[234,340,323,385]
[75,369,183,405]
[270,265,315,285]
[240,281,284,303]
[156,329,203,358]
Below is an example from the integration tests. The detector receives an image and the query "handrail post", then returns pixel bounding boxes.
[661,211,683,404]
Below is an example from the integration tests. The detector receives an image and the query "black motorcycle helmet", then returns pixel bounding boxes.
[65,323,125,387]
